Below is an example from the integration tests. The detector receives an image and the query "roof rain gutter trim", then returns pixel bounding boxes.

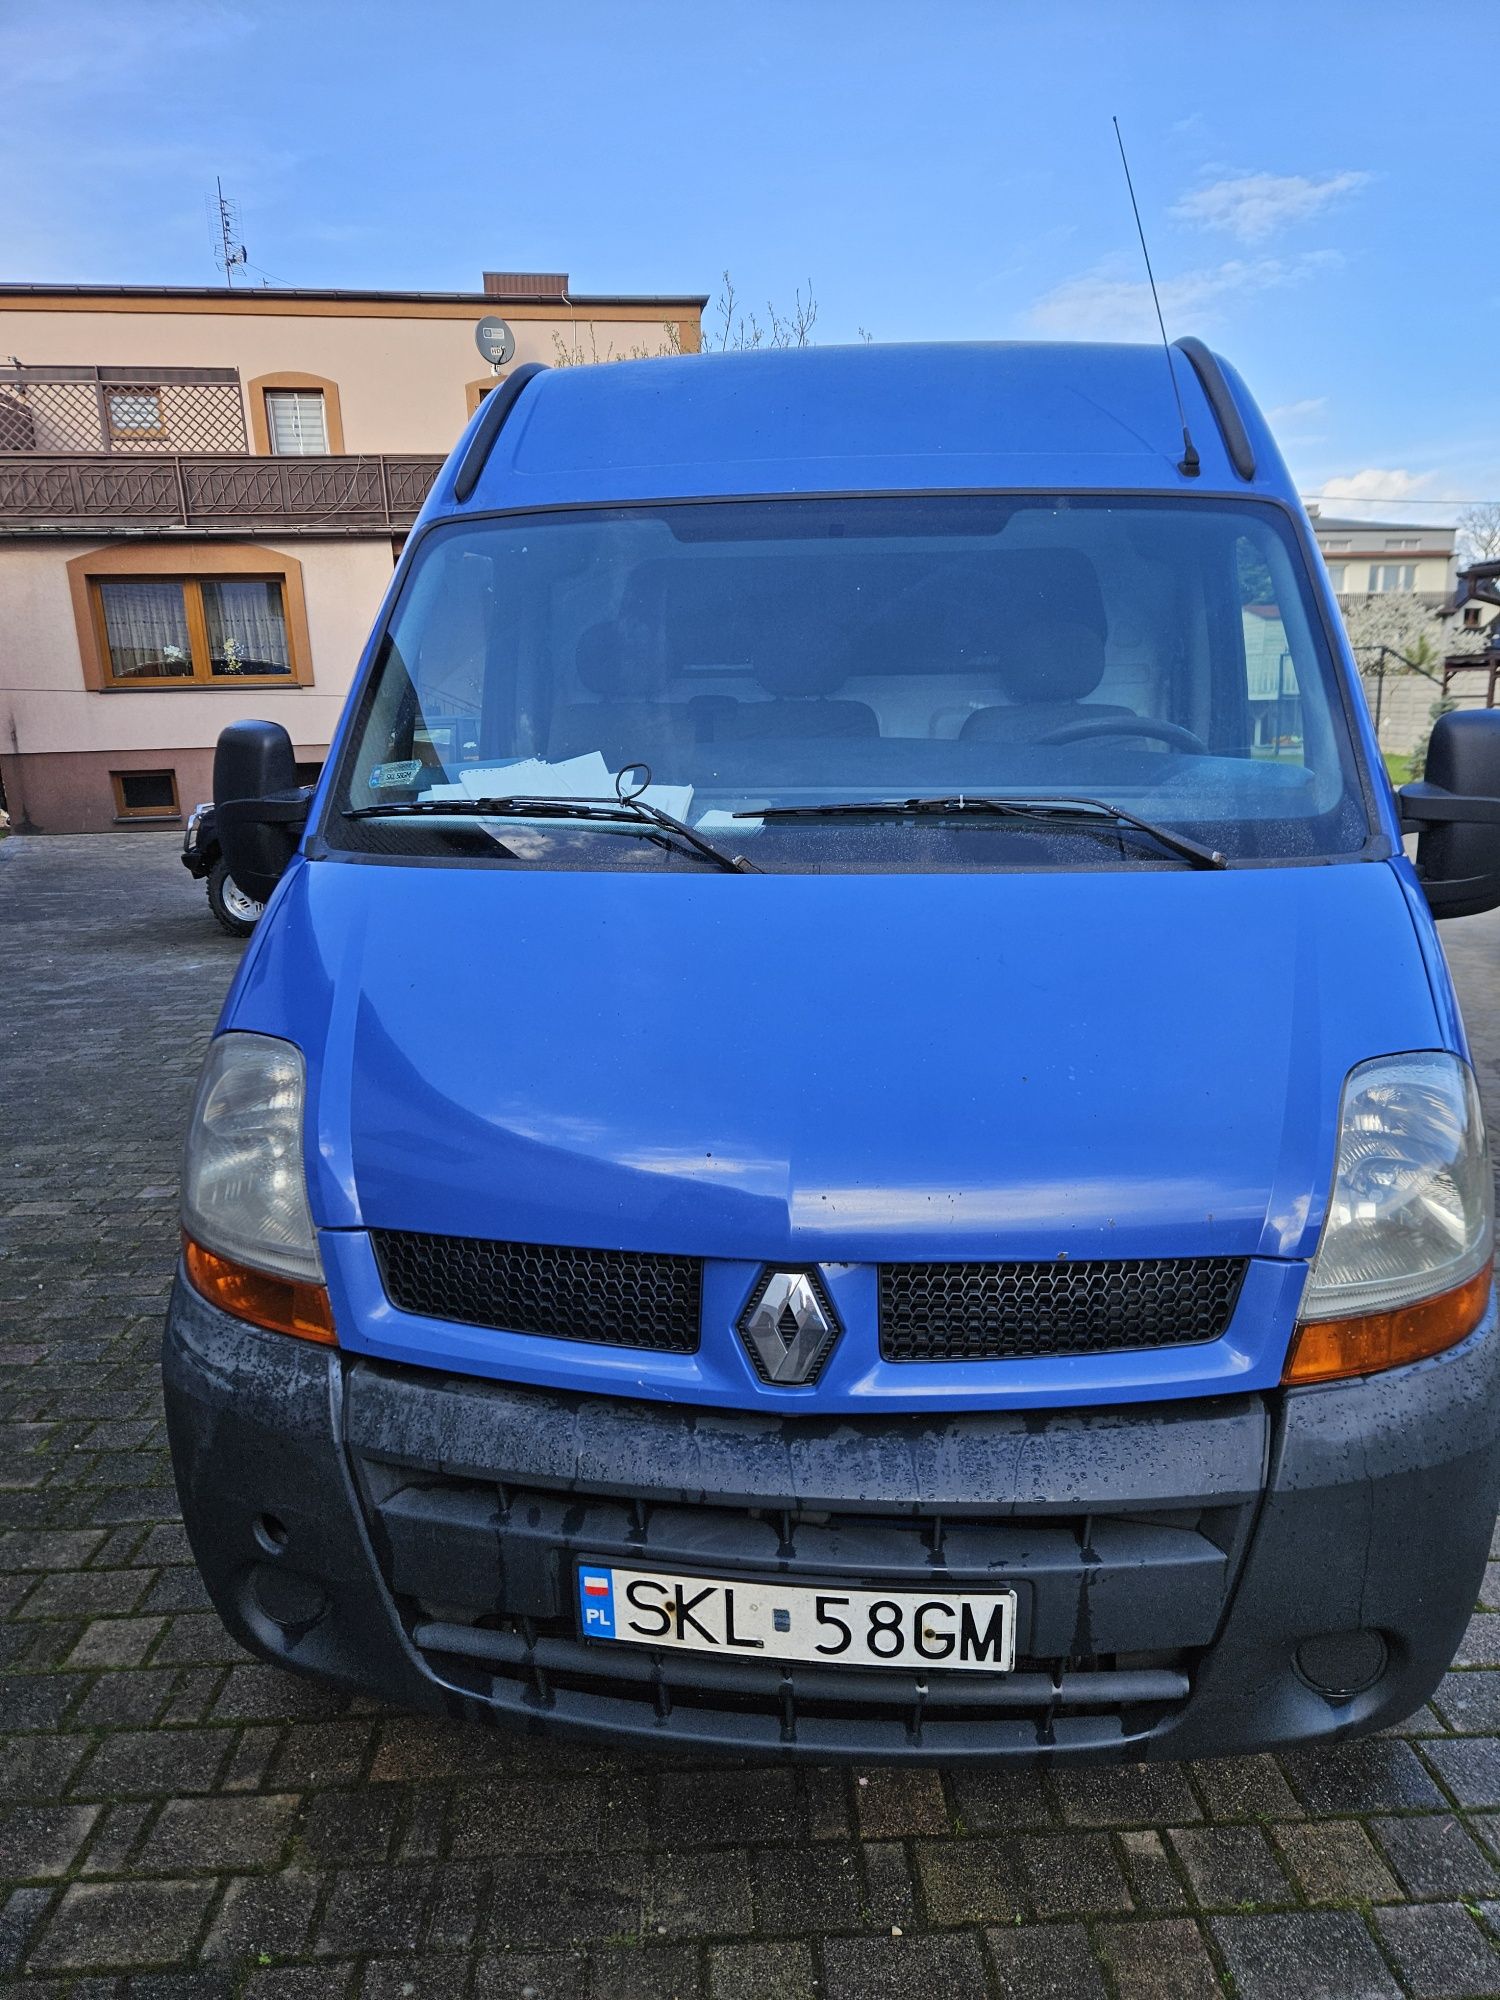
[452,363,547,503]
[1173,338,1256,482]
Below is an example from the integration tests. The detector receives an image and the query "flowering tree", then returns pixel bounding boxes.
[1341,594,1489,776]
[1340,593,1485,673]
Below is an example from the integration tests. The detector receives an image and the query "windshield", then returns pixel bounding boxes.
[327,495,1371,871]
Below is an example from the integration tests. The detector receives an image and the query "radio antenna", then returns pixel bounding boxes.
[213,177,248,287]
[1112,116,1199,477]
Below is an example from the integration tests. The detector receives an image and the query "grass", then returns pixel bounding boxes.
[1383,751,1416,785]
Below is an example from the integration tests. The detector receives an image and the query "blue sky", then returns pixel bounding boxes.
[3,0,1495,520]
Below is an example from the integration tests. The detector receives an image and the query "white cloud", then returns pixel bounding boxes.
[1265,396,1329,447]
[1308,468,1449,522]
[1024,253,1338,341]
[1319,469,1438,503]
[1267,397,1327,424]
[1173,171,1371,243]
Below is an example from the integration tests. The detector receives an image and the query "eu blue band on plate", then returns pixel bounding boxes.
[578,1566,616,1639]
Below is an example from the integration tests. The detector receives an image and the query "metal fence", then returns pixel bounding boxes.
[0,366,248,454]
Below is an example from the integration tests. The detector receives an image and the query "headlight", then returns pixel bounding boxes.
[180,1034,334,1344]
[1286,1052,1492,1384]
[182,1033,322,1281]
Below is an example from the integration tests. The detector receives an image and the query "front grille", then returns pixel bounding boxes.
[371,1229,701,1353]
[879,1255,1246,1363]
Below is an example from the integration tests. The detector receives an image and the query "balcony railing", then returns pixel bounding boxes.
[0,453,444,535]
[0,366,250,454]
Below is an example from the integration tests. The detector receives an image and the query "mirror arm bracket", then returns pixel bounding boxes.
[1398,782,1500,835]
[215,792,312,832]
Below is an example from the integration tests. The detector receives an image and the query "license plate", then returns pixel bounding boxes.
[576,1564,1017,1672]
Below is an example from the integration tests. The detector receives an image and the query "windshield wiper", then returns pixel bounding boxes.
[342,794,759,874]
[735,794,1227,870]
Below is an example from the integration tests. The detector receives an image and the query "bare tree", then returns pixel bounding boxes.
[549,321,683,368]
[550,272,851,369]
[1457,503,1500,569]
[711,270,819,351]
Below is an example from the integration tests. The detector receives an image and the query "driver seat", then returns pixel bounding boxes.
[959,550,1137,745]
[549,577,696,770]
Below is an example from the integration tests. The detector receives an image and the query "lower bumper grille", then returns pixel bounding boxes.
[408,1616,1191,1754]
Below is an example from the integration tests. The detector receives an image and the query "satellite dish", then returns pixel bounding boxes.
[475,315,516,367]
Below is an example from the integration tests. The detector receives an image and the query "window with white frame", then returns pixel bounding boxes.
[1383,537,1421,550]
[1369,564,1417,593]
[1324,563,1346,592]
[264,389,329,455]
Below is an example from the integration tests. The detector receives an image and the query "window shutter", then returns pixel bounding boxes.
[265,390,329,455]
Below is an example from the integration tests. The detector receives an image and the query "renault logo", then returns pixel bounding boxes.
[737,1267,842,1386]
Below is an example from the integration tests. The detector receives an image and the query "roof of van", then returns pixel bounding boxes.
[442,340,1291,517]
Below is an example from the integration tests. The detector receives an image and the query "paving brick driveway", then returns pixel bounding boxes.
[5,831,1500,2000]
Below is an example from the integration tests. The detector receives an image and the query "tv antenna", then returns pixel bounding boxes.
[213,178,248,286]
[1112,117,1199,477]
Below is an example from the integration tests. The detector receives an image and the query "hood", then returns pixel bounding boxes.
[231,856,1441,1268]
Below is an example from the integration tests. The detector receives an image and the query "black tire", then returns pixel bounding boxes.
[206,858,265,937]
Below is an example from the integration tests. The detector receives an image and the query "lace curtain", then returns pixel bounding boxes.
[98,581,192,679]
[96,578,289,679]
[203,581,290,676]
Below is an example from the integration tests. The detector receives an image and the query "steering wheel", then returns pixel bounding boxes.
[1035,715,1209,754]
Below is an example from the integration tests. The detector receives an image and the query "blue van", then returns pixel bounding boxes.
[164,342,1500,1762]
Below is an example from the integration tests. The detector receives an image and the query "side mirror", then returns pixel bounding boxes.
[1399,710,1500,919]
[212,720,312,905]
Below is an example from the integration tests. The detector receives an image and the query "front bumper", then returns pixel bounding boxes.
[162,1273,1500,1762]
[180,805,215,877]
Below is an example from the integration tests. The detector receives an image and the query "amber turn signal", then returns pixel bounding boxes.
[183,1234,337,1345]
[1283,1263,1492,1387]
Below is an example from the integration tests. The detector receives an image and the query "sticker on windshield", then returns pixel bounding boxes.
[368,760,424,790]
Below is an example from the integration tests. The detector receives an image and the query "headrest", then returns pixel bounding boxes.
[994,548,1109,702]
[753,645,851,699]
[575,571,669,698]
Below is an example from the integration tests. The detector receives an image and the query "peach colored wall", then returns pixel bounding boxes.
[0,303,692,456]
[0,746,310,835]
[0,537,395,760]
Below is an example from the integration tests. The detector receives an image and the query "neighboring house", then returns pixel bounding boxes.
[0,271,706,833]
[1440,559,1500,640]
[1306,506,1457,607]
[1439,561,1500,710]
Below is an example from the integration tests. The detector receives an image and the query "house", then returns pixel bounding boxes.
[0,271,706,833]
[1306,507,1457,607]
[1439,561,1500,709]
[1441,560,1500,639]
